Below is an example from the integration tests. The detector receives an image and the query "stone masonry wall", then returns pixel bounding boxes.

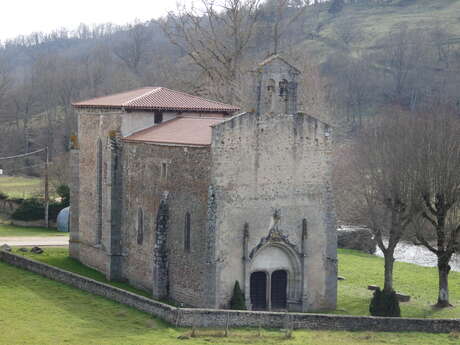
[1,251,458,334]
[210,112,337,311]
[120,141,212,306]
[73,109,123,274]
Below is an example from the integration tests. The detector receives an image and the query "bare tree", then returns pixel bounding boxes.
[329,0,344,14]
[372,24,425,106]
[262,0,310,54]
[412,110,460,308]
[324,54,375,128]
[112,22,152,76]
[11,72,40,154]
[0,54,10,104]
[162,0,260,103]
[298,60,339,125]
[345,113,418,292]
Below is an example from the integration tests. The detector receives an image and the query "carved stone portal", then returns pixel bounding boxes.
[244,210,303,311]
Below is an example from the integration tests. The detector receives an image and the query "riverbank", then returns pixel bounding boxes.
[374,240,460,272]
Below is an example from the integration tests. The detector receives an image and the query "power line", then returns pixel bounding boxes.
[2,163,47,172]
[0,146,50,228]
[0,148,46,161]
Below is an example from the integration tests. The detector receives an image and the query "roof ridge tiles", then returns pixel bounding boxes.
[158,87,236,108]
[122,87,160,107]
[72,86,239,112]
[71,86,153,106]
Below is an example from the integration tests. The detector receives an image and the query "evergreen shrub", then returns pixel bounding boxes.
[230,281,246,310]
[369,287,401,317]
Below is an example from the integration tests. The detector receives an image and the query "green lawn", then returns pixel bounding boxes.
[0,217,67,237]
[0,175,44,198]
[13,247,150,298]
[336,249,460,319]
[1,260,459,345]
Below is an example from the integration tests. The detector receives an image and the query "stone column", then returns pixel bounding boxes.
[242,223,250,309]
[69,148,80,259]
[152,194,169,300]
[105,135,123,281]
[301,218,309,311]
[267,271,272,311]
[205,185,218,308]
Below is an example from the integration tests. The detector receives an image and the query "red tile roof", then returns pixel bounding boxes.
[72,87,239,113]
[123,117,224,146]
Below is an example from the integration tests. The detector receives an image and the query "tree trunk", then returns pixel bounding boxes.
[383,251,395,293]
[436,257,451,308]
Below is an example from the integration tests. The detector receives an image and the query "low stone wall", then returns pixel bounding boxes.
[0,199,20,215]
[0,250,176,324]
[11,219,57,228]
[338,226,377,254]
[1,250,459,333]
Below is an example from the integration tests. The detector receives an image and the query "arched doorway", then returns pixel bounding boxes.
[247,242,302,311]
[250,271,267,310]
[271,270,287,310]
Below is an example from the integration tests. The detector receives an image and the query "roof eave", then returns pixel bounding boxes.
[72,104,239,113]
[122,138,211,147]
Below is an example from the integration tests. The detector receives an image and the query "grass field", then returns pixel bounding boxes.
[0,175,44,198]
[297,0,460,62]
[1,259,459,345]
[336,249,460,319]
[13,247,150,297]
[14,247,460,319]
[0,222,66,237]
[0,216,66,237]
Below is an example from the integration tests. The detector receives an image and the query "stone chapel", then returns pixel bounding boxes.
[69,55,337,312]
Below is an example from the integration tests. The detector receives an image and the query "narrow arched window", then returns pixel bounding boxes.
[184,212,191,252]
[137,207,144,245]
[266,79,275,112]
[96,138,103,245]
[279,79,289,113]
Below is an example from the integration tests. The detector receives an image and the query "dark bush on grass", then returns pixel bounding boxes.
[12,198,44,221]
[8,197,24,204]
[0,192,8,200]
[230,281,246,310]
[12,198,66,222]
[369,287,401,317]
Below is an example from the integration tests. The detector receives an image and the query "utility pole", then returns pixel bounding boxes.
[44,146,49,228]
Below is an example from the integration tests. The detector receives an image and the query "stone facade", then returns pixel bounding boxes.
[70,55,337,312]
[210,111,336,311]
[119,142,211,306]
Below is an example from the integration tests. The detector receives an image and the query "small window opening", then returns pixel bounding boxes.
[161,162,168,181]
[137,208,144,245]
[154,111,163,124]
[266,79,276,112]
[184,212,191,252]
[279,79,288,100]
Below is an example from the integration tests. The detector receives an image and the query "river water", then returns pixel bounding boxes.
[374,240,460,272]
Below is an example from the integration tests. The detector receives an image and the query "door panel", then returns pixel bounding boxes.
[271,270,287,310]
[250,271,267,310]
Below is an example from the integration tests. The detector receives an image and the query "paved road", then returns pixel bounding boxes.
[0,236,69,247]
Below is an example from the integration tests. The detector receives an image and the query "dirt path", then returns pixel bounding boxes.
[0,236,69,247]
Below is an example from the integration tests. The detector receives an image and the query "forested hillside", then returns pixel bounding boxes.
[0,0,459,179]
